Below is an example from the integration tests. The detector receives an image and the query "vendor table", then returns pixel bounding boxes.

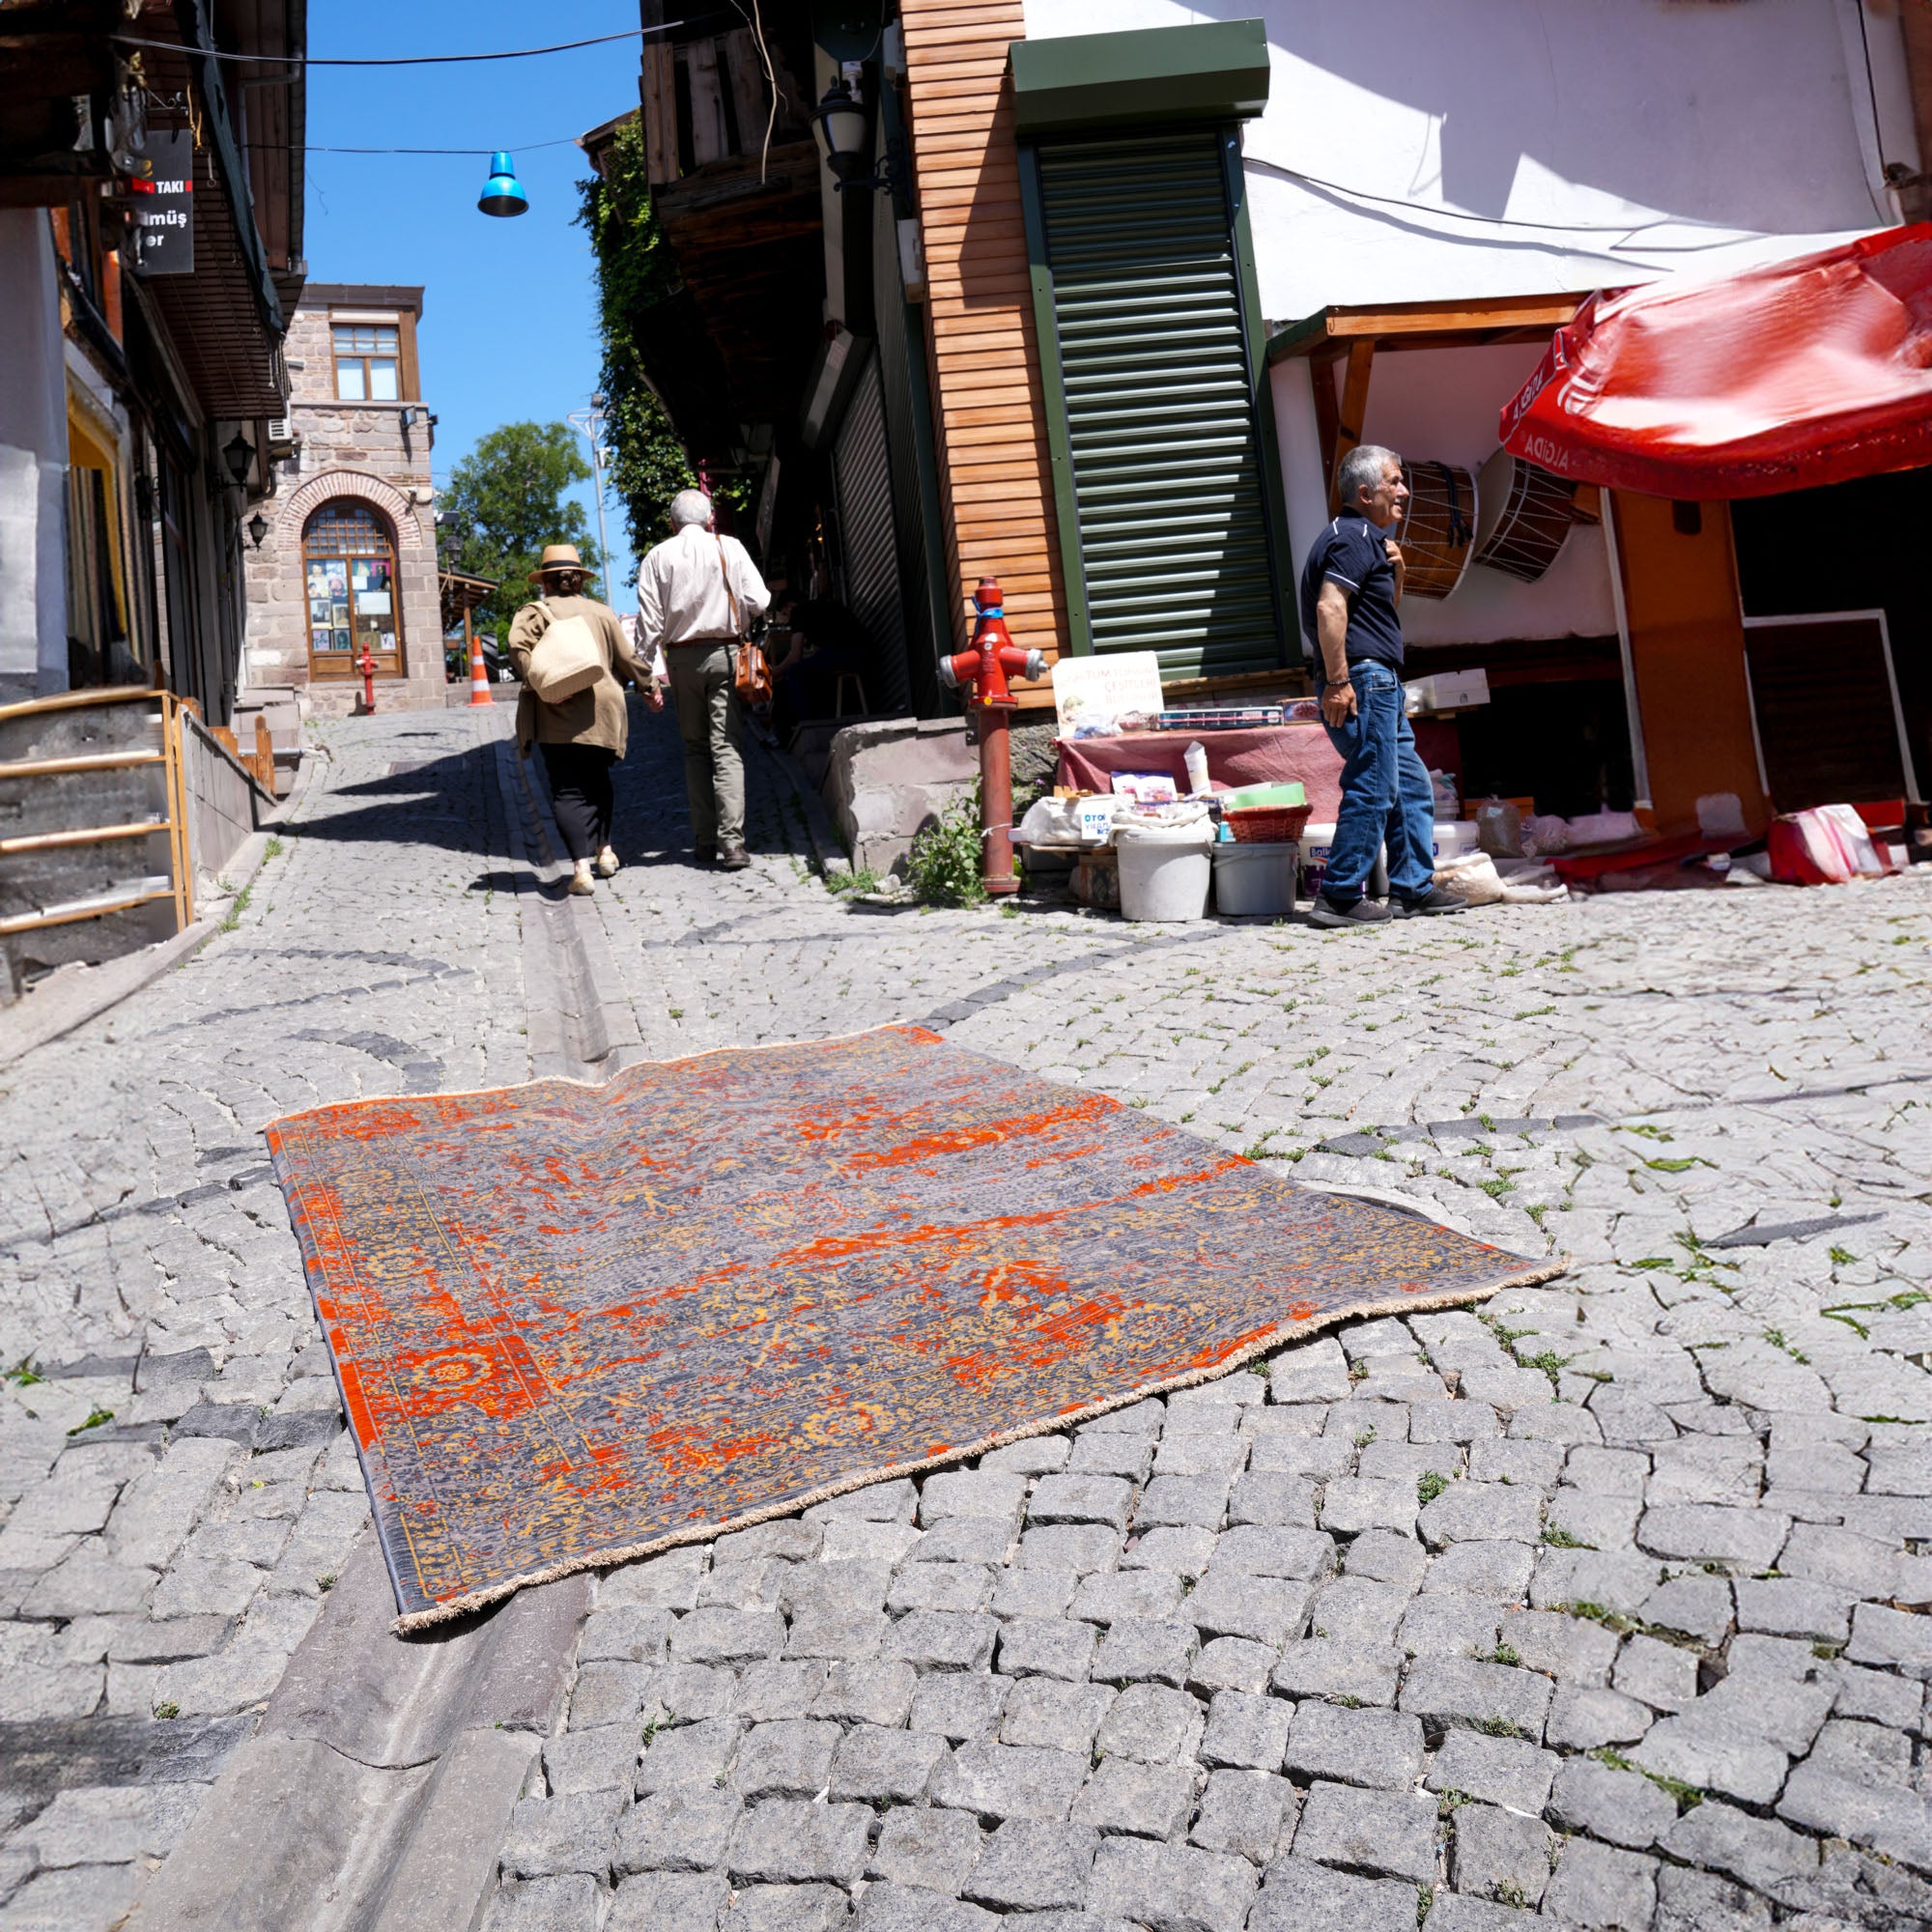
[1056,724,1347,823]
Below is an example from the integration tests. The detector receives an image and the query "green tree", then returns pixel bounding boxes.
[440,421,601,644]
[578,121,704,553]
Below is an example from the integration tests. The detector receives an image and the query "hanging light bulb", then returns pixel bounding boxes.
[477,151,528,217]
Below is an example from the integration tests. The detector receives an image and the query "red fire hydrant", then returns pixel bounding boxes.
[938,577,1045,896]
[355,646,378,715]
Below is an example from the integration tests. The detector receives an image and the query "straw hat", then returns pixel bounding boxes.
[528,543,587,582]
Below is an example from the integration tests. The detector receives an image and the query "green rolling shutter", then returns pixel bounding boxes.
[1031,128,1285,678]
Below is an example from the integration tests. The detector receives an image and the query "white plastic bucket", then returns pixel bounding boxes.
[1116,817,1213,921]
[1212,841,1295,917]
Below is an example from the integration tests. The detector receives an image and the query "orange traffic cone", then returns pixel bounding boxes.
[468,625,492,707]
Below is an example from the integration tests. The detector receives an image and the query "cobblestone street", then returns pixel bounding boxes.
[4,698,1932,1930]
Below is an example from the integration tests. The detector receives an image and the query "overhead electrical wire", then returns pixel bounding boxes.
[112,20,701,68]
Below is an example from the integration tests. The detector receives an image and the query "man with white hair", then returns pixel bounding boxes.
[1297,444,1468,929]
[637,488,772,868]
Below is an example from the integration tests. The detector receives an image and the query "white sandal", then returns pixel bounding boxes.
[569,863,595,896]
[596,846,619,878]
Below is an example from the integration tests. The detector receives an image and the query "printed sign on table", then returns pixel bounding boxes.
[1050,651,1164,738]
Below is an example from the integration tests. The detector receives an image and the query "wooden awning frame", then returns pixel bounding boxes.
[1265,294,1589,511]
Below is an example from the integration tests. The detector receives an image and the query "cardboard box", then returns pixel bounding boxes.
[1404,668,1491,715]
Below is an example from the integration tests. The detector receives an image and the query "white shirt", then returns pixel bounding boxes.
[636,524,771,648]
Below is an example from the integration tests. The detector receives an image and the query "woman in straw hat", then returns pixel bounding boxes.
[508,543,661,895]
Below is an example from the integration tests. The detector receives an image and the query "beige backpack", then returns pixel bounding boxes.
[526,613,604,702]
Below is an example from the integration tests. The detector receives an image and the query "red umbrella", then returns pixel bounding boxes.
[1500,225,1932,499]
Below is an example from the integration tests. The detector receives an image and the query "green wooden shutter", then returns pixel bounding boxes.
[1032,128,1284,678]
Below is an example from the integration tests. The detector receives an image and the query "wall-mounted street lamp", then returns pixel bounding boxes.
[223,430,252,487]
[247,511,269,549]
[811,77,870,185]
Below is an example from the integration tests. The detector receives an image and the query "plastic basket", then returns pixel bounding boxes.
[1225,804,1313,843]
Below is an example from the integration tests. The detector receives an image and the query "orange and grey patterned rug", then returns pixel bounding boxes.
[266,1025,1558,1628]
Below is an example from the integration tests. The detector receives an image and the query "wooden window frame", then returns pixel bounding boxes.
[301,498,405,680]
[328,314,419,402]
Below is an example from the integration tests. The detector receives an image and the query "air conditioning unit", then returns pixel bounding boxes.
[266,417,300,460]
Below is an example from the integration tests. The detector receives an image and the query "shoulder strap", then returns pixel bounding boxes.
[714,534,742,636]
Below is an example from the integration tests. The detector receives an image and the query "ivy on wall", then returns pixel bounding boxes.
[577,122,699,556]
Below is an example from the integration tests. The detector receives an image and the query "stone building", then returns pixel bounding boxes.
[242,282,445,717]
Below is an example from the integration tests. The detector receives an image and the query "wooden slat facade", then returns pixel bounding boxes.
[899,0,1063,701]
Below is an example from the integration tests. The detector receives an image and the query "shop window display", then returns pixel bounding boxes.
[302,499,402,679]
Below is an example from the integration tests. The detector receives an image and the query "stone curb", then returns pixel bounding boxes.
[751,730,853,878]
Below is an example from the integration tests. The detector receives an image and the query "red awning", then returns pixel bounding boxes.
[1500,225,1932,499]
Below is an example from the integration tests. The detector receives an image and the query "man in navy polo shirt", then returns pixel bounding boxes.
[1298,444,1469,929]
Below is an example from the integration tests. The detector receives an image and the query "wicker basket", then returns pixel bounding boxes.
[1225,804,1313,843]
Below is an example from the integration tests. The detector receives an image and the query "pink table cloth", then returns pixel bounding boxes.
[1056,725,1347,825]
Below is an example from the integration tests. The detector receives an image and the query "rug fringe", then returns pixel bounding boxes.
[389,1257,1567,1633]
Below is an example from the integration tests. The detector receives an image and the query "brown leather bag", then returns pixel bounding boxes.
[718,535,773,705]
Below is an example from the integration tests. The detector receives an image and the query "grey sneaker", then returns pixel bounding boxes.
[1392,886,1471,917]
[1307,893,1392,930]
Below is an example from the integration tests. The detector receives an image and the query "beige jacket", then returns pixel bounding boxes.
[508,594,647,754]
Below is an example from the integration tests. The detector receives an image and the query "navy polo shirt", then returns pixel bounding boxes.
[1298,514,1405,685]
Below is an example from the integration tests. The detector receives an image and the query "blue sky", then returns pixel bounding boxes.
[302,2,639,604]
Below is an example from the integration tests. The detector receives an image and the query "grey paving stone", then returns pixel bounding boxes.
[908,1671,1011,1742]
[1662,1796,1821,1896]
[1000,1676,1117,1753]
[1153,1435,1248,1481]
[982,1435,1070,1475]
[1198,1690,1291,1772]
[1019,1525,1124,1575]
[1398,1658,1553,1743]
[1270,1641,1402,1707]
[1653,1867,1773,1932]
[992,1566,1078,1618]
[1777,1521,1901,1600]
[638,1718,744,1794]
[1547,1756,1677,1849]
[1085,1834,1258,1932]
[1317,1480,1417,1538]
[1073,1755,1198,1840]
[1846,1599,1932,1676]
[1187,1636,1276,1696]
[1288,1779,1437,1884]
[1498,1607,1619,1688]
[1070,1434,1156,1481]
[920,1471,1028,1527]
[1071,1568,1186,1625]
[1423,1728,1556,1814]
[734,1662,835,1723]
[672,1608,786,1664]
[658,1663,739,1722]
[1093,1617,1196,1688]
[609,1870,731,1932]
[1308,1576,1408,1648]
[1268,1341,1351,1406]
[0,1864,143,1932]
[1733,1577,1857,1643]
[888,1563,994,1615]
[571,1662,655,1729]
[500,1790,624,1878]
[1185,1573,1312,1648]
[1541,1837,1657,1932]
[1341,1531,1429,1591]
[1545,1685,1655,1753]
[933,1740,1089,1821]
[1227,1475,1317,1528]
[907,1520,1012,1567]
[580,1605,674,1665]
[962,1818,1099,1910]
[999,1615,1097,1682]
[1638,1574,1734,1647]
[721,1883,851,1932]
[1419,1483,1543,1548]
[1637,1505,1787,1572]
[716,1523,825,1566]
[1134,1476,1232,1531]
[1399,1593,1502,1659]
[1188,1768,1295,1864]
[882,1611,997,1672]
[1094,1683,1207,1765]
[1246,1857,1417,1932]
[851,1886,997,1932]
[828,1723,946,1803]
[1449,1802,1553,1908]
[1283,1700,1424,1790]
[1611,1632,1697,1713]
[1031,1473,1136,1531]
[484,1873,602,1932]
[726,1799,871,1885]
[544,1723,639,1796]
[614,1786,745,1874]
[1211,1525,1335,1581]
[867,1805,983,1890]
[1122,1527,1219,1577]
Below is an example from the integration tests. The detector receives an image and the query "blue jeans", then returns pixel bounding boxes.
[1319,661,1436,903]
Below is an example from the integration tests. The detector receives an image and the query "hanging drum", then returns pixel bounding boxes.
[1472,448,1577,583]
[1393,460,1477,599]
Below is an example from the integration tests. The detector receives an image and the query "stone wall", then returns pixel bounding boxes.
[242,298,446,716]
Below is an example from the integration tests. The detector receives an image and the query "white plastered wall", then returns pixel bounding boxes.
[1018,0,1912,646]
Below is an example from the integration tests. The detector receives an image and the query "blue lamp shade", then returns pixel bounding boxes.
[478,151,528,217]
